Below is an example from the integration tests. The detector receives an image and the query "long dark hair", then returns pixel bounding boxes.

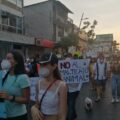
[52,64,62,80]
[2,51,26,85]
[11,51,26,75]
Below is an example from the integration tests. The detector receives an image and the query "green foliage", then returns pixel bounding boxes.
[59,33,80,47]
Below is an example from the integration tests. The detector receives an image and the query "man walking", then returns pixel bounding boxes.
[94,53,108,102]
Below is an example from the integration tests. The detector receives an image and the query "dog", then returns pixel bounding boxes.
[84,97,93,111]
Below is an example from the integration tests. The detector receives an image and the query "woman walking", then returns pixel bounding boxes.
[31,52,67,120]
[111,56,120,103]
[0,51,30,120]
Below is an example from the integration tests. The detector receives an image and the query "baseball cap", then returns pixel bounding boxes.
[39,52,58,64]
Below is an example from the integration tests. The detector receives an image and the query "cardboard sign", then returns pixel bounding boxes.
[58,59,90,83]
[30,77,41,101]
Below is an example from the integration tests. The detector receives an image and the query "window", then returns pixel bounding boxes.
[1,11,9,25]
[9,14,16,27]
[1,10,23,34]
[8,26,16,33]
[16,17,22,29]
[17,0,23,8]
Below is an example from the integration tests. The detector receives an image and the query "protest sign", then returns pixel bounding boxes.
[30,77,41,101]
[58,59,90,83]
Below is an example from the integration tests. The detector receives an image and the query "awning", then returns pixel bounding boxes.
[40,39,55,48]
[35,38,55,48]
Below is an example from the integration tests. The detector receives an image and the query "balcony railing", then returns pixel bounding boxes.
[0,23,23,34]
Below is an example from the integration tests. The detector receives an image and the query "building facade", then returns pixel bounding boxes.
[87,34,113,58]
[0,0,24,34]
[0,0,35,59]
[24,0,72,43]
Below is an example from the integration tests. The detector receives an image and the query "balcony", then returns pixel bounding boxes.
[0,30,34,45]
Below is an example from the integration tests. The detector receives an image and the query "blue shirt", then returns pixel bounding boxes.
[0,71,30,118]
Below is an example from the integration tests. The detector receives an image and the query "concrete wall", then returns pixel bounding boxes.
[0,31,34,44]
[24,1,54,40]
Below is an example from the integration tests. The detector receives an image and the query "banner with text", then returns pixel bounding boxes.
[58,59,90,83]
[30,77,41,101]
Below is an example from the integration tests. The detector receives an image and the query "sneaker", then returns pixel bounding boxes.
[115,98,119,103]
[111,98,115,103]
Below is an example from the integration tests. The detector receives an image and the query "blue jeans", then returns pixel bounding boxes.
[67,91,79,120]
[112,74,120,98]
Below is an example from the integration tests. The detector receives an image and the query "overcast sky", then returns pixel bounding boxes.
[24,0,120,43]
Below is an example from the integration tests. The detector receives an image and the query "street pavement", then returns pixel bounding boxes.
[75,80,120,120]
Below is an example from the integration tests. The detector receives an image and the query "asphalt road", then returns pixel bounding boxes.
[75,80,120,120]
[28,80,120,120]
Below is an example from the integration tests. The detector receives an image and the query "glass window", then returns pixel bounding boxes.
[1,11,9,25]
[16,17,22,29]
[17,0,23,8]
[9,14,16,27]
[8,26,16,33]
[2,17,9,25]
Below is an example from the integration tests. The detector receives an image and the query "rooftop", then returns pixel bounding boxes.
[24,0,73,13]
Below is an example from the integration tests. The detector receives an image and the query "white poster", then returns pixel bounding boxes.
[58,59,90,83]
[30,77,41,101]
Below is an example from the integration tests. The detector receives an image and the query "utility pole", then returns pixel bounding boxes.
[79,13,84,30]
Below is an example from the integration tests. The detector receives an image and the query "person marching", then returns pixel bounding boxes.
[94,53,109,102]
[111,56,120,103]
[89,57,96,90]
[66,53,81,120]
[31,52,67,120]
[0,51,30,120]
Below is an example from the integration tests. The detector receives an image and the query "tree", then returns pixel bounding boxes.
[81,20,98,45]
[59,33,80,48]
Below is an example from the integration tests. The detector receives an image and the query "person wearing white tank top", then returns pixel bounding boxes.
[31,52,67,120]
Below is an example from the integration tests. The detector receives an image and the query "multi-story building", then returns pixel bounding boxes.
[24,0,73,43]
[0,0,35,59]
[87,34,114,57]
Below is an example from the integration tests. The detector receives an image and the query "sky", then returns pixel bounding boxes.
[24,0,120,43]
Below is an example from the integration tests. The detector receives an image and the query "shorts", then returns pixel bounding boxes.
[95,79,106,86]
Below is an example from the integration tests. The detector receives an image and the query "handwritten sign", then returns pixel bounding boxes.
[30,77,41,101]
[58,59,90,83]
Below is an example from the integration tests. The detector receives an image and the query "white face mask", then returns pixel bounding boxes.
[39,67,50,78]
[1,59,11,70]
[100,59,104,63]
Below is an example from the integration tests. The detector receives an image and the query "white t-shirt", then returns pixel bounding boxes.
[67,83,82,93]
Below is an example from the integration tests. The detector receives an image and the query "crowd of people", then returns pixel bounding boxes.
[0,50,120,120]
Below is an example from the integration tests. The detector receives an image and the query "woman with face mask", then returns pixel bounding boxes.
[0,51,30,120]
[31,52,67,120]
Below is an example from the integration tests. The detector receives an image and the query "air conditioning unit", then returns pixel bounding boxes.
[35,39,41,46]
